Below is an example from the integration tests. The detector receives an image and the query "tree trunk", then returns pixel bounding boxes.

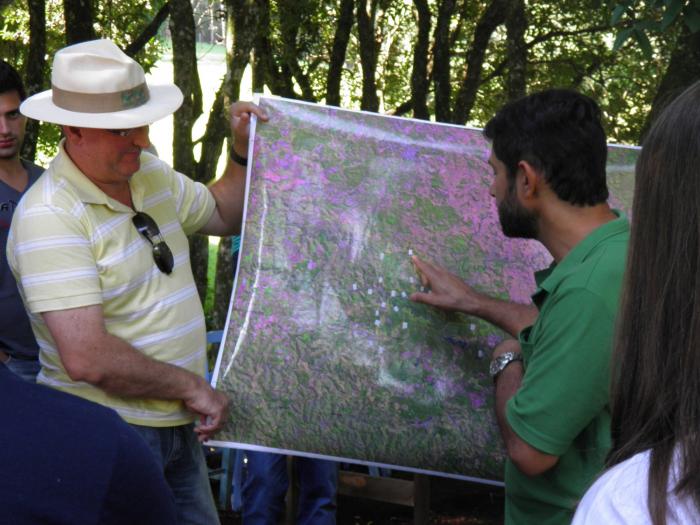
[432,0,456,122]
[169,0,203,177]
[226,0,258,101]
[169,0,208,303]
[63,0,96,44]
[505,0,527,101]
[212,236,233,329]
[326,0,354,106]
[210,0,259,329]
[411,0,431,120]
[21,0,46,162]
[356,0,379,112]
[641,26,700,140]
[278,2,317,102]
[201,84,231,330]
[253,0,295,97]
[452,0,507,124]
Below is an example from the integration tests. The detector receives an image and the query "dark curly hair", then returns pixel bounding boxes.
[483,89,608,206]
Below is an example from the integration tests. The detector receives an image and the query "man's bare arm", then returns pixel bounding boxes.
[200,101,269,237]
[409,256,538,337]
[492,339,559,476]
[42,304,228,441]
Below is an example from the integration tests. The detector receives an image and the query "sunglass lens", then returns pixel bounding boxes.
[133,212,159,237]
[133,212,174,275]
[152,242,174,274]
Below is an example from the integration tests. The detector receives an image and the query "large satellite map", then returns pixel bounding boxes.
[211,96,638,481]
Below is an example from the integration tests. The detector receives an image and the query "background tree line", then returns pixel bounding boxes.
[1,0,698,327]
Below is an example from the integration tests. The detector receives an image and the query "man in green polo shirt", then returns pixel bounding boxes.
[411,89,628,525]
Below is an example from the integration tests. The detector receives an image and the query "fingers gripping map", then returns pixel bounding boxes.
[211,96,638,482]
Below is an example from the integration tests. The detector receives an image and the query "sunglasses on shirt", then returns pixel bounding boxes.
[132,211,174,275]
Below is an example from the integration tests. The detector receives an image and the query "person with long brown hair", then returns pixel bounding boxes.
[572,82,700,524]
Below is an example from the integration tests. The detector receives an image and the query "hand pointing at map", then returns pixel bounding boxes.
[410,256,537,337]
[409,256,484,314]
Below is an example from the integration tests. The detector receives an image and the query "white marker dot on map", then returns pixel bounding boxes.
[391,290,397,297]
[477,350,485,359]
[470,323,476,332]
[368,288,373,295]
[409,276,415,283]
[408,249,413,256]
[380,253,385,261]
[393,306,399,312]
[352,283,358,291]
[381,302,386,308]
[375,310,379,316]
[379,346,385,353]
[402,322,408,329]
[401,291,407,298]
[374,320,381,327]
[378,277,383,283]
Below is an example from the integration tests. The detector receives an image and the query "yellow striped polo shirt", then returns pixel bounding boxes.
[7,141,216,427]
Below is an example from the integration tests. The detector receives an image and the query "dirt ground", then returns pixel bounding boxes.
[216,474,504,525]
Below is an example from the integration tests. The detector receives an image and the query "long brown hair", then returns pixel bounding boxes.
[609,81,700,524]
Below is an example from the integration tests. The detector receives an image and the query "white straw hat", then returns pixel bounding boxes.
[20,39,183,128]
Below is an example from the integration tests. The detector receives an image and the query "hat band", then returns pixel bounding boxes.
[52,83,150,113]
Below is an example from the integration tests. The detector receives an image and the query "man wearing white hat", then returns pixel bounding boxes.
[8,39,267,524]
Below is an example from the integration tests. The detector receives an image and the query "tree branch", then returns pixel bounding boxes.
[125,1,172,57]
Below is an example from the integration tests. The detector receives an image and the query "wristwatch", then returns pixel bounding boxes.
[489,351,523,381]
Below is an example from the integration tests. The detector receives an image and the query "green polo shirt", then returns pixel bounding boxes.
[504,212,629,525]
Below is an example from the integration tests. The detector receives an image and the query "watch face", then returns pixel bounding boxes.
[489,352,520,377]
[489,356,506,377]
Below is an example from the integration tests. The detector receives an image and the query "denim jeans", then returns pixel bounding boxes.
[3,357,40,383]
[242,451,337,525]
[129,423,220,525]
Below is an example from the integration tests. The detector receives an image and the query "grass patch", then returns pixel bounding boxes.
[204,237,219,322]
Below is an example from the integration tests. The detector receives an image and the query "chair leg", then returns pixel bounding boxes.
[413,474,430,524]
[231,449,244,511]
[216,448,235,510]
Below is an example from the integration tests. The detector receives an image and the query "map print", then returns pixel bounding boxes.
[211,96,639,482]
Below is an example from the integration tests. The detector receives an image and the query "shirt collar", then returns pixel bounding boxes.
[532,210,629,306]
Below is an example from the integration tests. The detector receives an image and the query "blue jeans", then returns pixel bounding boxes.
[242,451,337,525]
[4,357,40,382]
[129,423,220,525]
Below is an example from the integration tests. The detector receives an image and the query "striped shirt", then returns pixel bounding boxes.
[7,141,216,426]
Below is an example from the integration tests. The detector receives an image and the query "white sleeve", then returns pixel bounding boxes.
[571,452,652,525]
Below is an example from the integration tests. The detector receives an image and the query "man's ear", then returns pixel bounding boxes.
[62,125,83,143]
[515,160,542,201]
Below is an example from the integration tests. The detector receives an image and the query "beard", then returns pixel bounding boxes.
[497,183,538,239]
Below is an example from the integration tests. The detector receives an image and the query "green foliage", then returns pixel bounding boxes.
[205,240,218,327]
[610,0,700,55]
[0,0,168,160]
[2,0,683,156]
